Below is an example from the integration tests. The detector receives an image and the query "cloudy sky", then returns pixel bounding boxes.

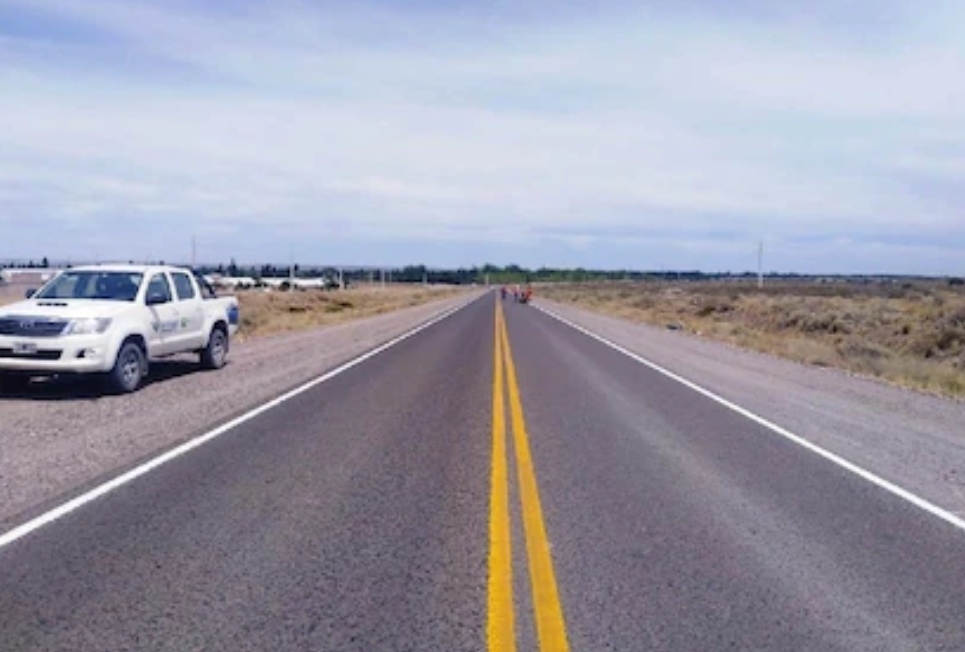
[0,0,963,273]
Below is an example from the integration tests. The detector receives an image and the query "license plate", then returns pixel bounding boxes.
[12,342,38,355]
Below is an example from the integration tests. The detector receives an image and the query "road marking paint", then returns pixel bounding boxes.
[0,297,481,552]
[534,303,965,535]
[499,305,571,652]
[488,300,516,652]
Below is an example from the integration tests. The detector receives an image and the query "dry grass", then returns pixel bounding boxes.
[538,280,965,399]
[0,284,28,307]
[0,281,468,338]
[235,284,468,339]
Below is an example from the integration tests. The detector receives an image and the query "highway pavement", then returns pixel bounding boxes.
[1,294,964,651]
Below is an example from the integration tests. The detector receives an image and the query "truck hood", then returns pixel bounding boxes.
[0,299,134,320]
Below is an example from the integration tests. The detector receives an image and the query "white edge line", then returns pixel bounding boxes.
[0,296,480,551]
[534,303,965,534]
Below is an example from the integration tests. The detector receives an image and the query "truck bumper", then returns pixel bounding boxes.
[0,334,114,375]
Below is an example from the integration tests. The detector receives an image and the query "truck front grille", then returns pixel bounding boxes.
[0,317,68,338]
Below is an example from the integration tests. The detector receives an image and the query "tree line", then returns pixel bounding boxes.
[5,258,959,286]
[195,262,768,285]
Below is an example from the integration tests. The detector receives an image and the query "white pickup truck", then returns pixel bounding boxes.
[0,264,239,393]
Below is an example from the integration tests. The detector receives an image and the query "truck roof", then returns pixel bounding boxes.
[60,263,194,274]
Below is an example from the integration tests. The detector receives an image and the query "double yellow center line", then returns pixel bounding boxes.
[488,299,570,652]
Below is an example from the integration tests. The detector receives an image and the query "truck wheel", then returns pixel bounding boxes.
[200,327,228,370]
[109,342,146,393]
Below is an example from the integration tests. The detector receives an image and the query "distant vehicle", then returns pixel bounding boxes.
[512,285,533,304]
[0,264,239,393]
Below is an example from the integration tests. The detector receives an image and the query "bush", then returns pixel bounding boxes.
[694,300,734,318]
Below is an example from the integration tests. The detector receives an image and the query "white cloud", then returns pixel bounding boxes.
[0,0,963,271]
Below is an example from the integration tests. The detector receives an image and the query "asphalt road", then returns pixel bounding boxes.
[2,294,964,651]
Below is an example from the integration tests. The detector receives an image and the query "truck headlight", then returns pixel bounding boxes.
[64,318,113,335]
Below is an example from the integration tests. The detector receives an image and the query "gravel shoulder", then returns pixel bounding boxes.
[0,292,481,527]
[536,298,965,521]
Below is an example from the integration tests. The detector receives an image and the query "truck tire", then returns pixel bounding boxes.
[200,327,228,370]
[109,341,146,393]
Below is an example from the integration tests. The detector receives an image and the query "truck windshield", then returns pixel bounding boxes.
[35,271,144,302]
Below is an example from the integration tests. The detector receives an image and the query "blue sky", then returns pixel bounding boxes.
[0,0,963,274]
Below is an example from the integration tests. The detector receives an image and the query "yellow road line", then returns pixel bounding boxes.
[498,305,571,652]
[488,299,516,652]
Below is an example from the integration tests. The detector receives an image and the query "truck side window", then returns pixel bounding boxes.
[171,273,196,301]
[146,274,173,304]
[194,274,218,299]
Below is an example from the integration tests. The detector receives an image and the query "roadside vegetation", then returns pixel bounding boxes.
[235,285,466,339]
[0,282,467,337]
[0,285,23,307]
[538,280,965,399]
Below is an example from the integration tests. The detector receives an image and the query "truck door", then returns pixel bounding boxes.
[169,271,207,349]
[144,273,179,357]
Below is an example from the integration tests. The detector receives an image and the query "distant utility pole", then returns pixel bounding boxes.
[380,269,385,289]
[757,241,764,289]
[191,234,197,269]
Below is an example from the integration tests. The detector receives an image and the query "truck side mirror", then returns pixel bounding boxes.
[25,289,36,299]
[146,292,168,306]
